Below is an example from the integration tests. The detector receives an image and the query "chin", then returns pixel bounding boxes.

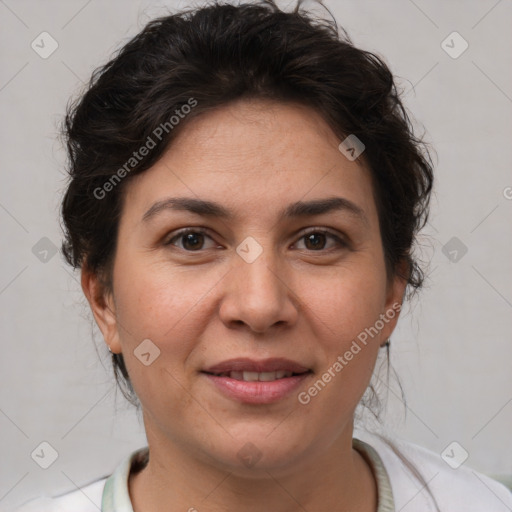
[200,429,308,475]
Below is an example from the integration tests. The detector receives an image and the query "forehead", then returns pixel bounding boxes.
[121,99,378,226]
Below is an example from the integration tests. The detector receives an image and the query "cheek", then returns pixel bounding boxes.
[113,255,220,343]
[110,259,219,393]
[307,263,388,345]
[296,264,387,406]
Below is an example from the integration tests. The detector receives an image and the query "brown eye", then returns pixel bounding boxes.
[181,232,205,251]
[165,228,215,251]
[304,232,327,250]
[295,229,347,252]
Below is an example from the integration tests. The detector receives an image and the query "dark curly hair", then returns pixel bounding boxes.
[60,0,434,407]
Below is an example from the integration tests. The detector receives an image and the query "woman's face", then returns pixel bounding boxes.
[84,98,405,474]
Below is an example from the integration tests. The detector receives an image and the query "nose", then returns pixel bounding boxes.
[218,242,299,335]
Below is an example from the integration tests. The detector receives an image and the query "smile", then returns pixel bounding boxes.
[206,370,301,381]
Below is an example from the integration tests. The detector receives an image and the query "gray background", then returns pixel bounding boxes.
[1,0,511,509]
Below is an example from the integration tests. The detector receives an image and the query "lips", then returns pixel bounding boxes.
[201,358,313,405]
[201,358,313,404]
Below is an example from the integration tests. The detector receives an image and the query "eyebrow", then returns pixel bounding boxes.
[141,196,368,225]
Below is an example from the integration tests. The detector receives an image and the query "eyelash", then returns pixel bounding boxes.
[164,227,348,252]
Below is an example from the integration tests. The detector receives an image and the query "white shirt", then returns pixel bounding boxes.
[12,431,512,511]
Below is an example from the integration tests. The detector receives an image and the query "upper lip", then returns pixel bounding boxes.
[202,358,311,374]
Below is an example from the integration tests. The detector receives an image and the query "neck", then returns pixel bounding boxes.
[129,421,377,512]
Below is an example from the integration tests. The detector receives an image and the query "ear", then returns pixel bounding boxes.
[81,264,122,354]
[380,260,408,344]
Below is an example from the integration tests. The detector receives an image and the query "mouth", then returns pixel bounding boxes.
[202,369,311,381]
[200,357,313,404]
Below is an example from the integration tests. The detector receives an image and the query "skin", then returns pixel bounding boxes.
[82,98,407,512]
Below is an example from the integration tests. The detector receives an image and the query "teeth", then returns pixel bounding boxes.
[219,370,294,381]
[259,371,277,381]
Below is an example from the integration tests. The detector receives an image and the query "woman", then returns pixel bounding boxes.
[15,1,512,510]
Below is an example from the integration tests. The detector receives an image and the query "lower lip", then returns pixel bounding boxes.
[202,372,312,404]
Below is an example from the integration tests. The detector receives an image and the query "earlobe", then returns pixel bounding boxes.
[80,266,122,354]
